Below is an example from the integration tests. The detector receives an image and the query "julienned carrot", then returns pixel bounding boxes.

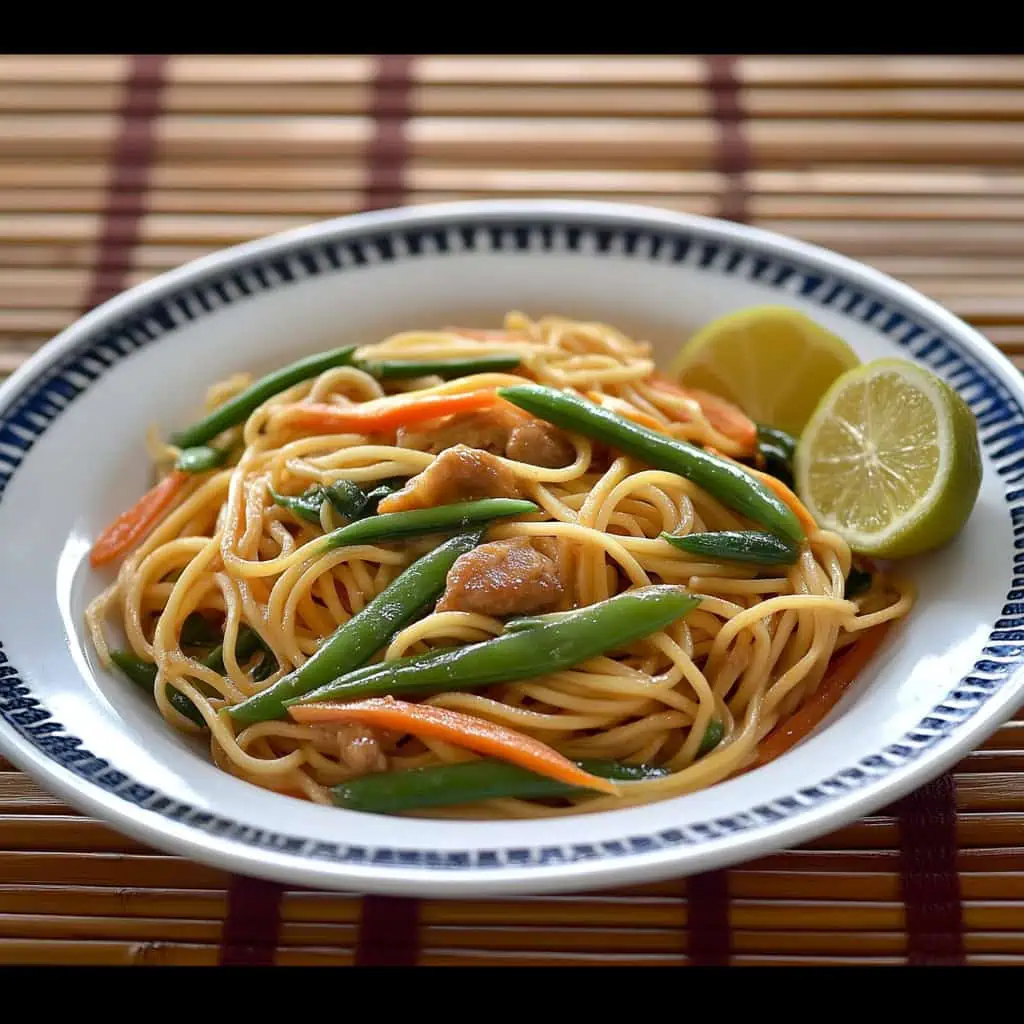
[280,390,499,435]
[89,470,189,568]
[587,391,666,432]
[753,623,891,768]
[744,464,819,537]
[686,388,758,452]
[289,696,620,796]
[650,374,757,454]
[705,443,818,537]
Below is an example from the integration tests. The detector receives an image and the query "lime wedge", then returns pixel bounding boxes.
[670,306,860,436]
[795,358,982,558]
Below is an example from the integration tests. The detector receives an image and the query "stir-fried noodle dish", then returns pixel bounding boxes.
[87,312,914,819]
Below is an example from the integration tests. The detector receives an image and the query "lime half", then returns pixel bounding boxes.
[795,358,982,558]
[670,305,860,436]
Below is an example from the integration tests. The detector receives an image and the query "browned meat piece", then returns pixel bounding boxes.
[397,406,573,469]
[506,418,575,469]
[397,406,525,458]
[436,537,564,616]
[377,444,522,514]
[336,723,387,775]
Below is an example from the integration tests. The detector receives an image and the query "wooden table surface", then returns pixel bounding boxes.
[0,54,1023,965]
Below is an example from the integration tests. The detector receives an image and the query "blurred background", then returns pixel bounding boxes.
[1,54,1022,382]
[1,53,1023,967]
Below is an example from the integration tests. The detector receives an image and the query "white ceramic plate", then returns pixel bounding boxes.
[0,200,1020,897]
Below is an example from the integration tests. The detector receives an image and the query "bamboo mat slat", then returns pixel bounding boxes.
[0,53,1023,966]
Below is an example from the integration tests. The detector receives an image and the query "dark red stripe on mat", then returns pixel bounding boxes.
[895,773,966,965]
[218,875,285,966]
[356,894,421,965]
[364,55,414,211]
[702,55,751,225]
[686,870,732,965]
[357,60,422,961]
[82,53,168,313]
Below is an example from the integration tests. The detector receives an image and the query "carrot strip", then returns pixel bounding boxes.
[281,390,499,435]
[684,388,758,453]
[587,391,666,432]
[289,696,620,795]
[649,374,757,454]
[701,442,818,538]
[89,470,189,568]
[744,465,819,536]
[753,623,891,768]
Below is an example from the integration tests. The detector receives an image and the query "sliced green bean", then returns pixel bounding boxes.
[110,651,206,728]
[661,529,800,566]
[231,531,484,724]
[316,498,538,553]
[757,424,797,461]
[175,445,229,474]
[288,586,700,706]
[361,478,405,516]
[357,354,522,380]
[331,758,669,814]
[845,567,873,599]
[171,345,356,449]
[203,625,266,676]
[179,613,222,649]
[756,423,797,489]
[503,609,587,633]
[323,480,370,520]
[274,479,414,528]
[499,384,803,544]
[274,481,372,526]
[271,486,327,525]
[111,624,270,730]
[697,719,725,756]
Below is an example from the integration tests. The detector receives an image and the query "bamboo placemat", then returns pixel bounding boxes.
[1,53,1023,966]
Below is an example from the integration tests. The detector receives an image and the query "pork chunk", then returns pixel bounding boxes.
[506,418,575,469]
[397,405,573,469]
[377,444,522,514]
[397,406,525,458]
[436,537,564,616]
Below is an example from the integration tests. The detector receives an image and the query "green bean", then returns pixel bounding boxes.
[271,486,326,525]
[274,479,412,528]
[250,643,279,683]
[697,719,725,756]
[756,423,797,489]
[357,354,522,380]
[660,529,800,566]
[111,625,269,729]
[323,480,370,520]
[757,424,797,460]
[331,758,669,814]
[315,498,538,553]
[231,531,484,724]
[499,384,803,544]
[287,586,700,706]
[179,613,222,649]
[845,567,873,599]
[204,624,267,675]
[503,609,588,633]
[110,652,207,728]
[322,479,406,520]
[171,345,356,449]
[361,478,405,516]
[175,445,229,474]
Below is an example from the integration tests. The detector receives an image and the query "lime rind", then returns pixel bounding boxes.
[795,358,982,558]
